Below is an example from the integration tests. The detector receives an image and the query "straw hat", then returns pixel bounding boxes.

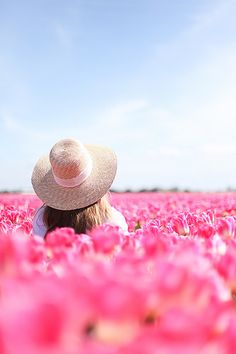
[31,138,117,210]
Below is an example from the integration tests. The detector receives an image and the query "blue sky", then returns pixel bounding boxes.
[1,0,236,191]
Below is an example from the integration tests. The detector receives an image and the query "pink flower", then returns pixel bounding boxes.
[197,223,215,239]
[89,224,122,254]
[46,227,78,247]
[170,214,190,236]
[216,217,236,240]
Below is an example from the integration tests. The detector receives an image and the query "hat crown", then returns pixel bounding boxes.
[49,139,91,180]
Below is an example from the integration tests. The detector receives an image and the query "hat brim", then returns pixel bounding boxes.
[31,144,117,210]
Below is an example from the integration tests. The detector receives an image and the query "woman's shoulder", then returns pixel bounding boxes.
[32,205,47,238]
[109,207,128,231]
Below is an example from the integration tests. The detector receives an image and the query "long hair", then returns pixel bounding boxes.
[43,194,112,236]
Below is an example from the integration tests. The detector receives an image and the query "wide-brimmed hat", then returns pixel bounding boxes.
[31,138,117,210]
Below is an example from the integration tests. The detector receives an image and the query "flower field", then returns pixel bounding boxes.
[1,192,236,353]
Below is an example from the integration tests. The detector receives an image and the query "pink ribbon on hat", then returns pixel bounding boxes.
[52,158,93,188]
[49,139,93,188]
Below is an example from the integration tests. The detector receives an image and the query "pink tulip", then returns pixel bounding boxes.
[1,192,236,353]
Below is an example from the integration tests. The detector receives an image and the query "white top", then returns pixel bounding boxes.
[32,205,128,238]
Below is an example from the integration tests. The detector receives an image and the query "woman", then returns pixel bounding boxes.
[31,138,127,238]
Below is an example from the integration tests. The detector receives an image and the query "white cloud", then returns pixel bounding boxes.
[154,0,236,70]
[110,99,148,115]
[157,147,182,157]
[70,99,151,146]
[98,99,149,130]
[202,144,236,156]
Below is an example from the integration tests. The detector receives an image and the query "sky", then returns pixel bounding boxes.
[0,0,236,192]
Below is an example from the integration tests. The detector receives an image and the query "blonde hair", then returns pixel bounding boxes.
[43,194,112,237]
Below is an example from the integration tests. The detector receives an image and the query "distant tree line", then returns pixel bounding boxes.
[1,187,236,194]
[110,187,236,193]
[0,189,23,194]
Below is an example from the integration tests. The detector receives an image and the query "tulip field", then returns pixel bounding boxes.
[2,192,236,354]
